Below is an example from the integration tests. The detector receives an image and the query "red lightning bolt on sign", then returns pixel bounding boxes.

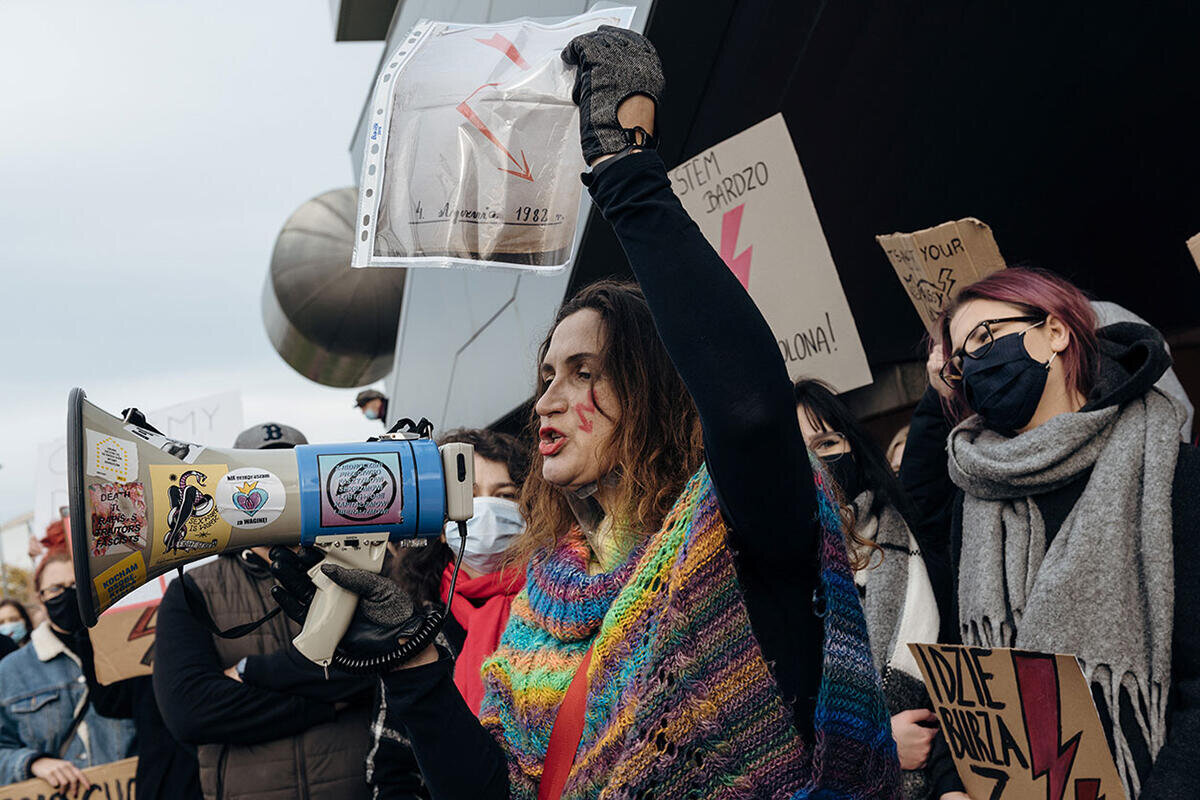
[720,203,753,288]
[455,84,534,182]
[1014,652,1084,800]
[474,33,530,69]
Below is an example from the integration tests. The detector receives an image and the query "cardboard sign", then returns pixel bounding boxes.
[670,114,872,392]
[876,218,1007,333]
[1187,232,1200,270]
[89,558,214,685]
[0,756,136,800]
[909,644,1125,800]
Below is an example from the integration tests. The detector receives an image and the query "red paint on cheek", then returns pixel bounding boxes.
[574,400,596,434]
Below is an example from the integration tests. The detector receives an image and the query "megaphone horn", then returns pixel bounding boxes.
[67,387,474,667]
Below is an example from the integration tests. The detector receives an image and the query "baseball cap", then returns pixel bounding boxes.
[355,389,386,408]
[234,422,308,450]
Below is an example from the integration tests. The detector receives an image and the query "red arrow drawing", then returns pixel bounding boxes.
[720,203,753,288]
[456,83,534,182]
[1013,652,1084,800]
[475,33,530,69]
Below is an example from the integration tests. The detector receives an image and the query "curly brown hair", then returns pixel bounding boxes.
[506,281,704,568]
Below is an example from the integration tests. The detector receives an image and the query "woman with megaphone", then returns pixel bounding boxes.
[273,27,901,800]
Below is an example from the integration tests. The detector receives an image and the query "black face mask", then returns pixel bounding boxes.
[961,329,1054,433]
[821,455,862,502]
[45,588,83,634]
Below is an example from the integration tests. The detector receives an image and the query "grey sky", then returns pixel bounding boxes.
[0,1,389,524]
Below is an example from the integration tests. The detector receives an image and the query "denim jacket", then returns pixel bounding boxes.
[0,622,135,783]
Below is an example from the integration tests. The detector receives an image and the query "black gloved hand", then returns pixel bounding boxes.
[270,546,426,658]
[561,25,664,164]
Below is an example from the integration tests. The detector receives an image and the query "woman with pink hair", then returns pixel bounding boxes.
[901,267,1199,799]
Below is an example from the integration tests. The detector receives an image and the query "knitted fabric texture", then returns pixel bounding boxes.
[480,464,900,800]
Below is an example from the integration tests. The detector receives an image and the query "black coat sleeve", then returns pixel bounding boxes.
[71,632,136,719]
[241,646,374,704]
[152,578,336,746]
[899,386,960,645]
[586,151,823,723]
[380,650,508,799]
[898,388,955,549]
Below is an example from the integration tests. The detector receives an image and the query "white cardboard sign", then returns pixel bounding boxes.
[670,114,872,392]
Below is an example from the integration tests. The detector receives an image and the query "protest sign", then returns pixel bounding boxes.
[353,7,635,272]
[669,114,872,392]
[89,557,214,685]
[34,393,242,543]
[1188,232,1199,270]
[909,643,1125,800]
[0,756,135,800]
[876,218,1007,333]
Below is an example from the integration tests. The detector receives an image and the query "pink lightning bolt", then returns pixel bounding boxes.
[720,204,753,289]
[475,33,529,69]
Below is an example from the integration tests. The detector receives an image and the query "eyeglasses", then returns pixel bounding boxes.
[806,431,851,461]
[940,315,1046,388]
[39,582,75,601]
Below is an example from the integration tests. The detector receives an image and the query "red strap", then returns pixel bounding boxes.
[537,646,594,800]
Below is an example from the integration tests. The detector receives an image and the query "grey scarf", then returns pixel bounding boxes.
[947,389,1179,797]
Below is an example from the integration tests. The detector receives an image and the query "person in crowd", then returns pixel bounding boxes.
[154,422,375,800]
[356,390,389,425]
[0,548,136,794]
[795,380,943,799]
[0,599,33,647]
[273,27,900,799]
[886,424,909,474]
[900,267,1200,799]
[233,420,308,450]
[365,427,529,798]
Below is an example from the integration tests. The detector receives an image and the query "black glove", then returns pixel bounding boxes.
[561,25,665,164]
[270,546,426,658]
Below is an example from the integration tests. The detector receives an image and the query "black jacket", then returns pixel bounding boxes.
[86,673,201,800]
[901,323,1200,798]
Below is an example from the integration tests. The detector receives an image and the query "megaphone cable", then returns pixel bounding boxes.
[329,521,469,675]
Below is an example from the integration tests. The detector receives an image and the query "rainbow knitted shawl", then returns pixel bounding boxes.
[480,465,900,799]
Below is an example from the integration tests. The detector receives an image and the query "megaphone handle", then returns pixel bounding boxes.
[291,535,389,667]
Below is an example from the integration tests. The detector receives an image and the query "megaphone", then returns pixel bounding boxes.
[66,388,474,667]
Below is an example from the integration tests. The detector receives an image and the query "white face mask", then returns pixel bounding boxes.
[445,496,526,574]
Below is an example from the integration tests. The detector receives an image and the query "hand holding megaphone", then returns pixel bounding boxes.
[272,548,439,668]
